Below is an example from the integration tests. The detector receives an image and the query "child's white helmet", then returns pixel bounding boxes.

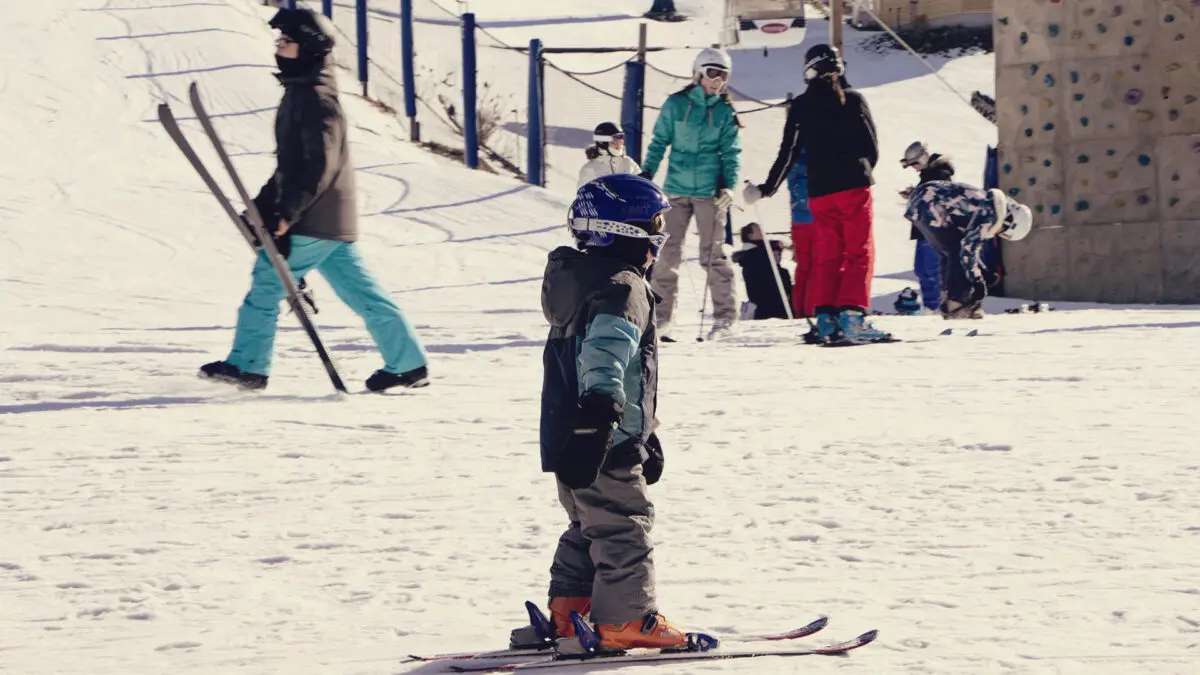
[988,189,1033,241]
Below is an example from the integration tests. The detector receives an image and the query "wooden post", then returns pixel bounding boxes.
[831,0,844,51]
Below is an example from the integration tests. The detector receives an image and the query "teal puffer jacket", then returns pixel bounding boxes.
[642,85,742,199]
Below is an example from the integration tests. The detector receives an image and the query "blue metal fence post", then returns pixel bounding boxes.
[462,13,479,169]
[527,39,544,186]
[321,0,332,18]
[356,0,368,97]
[400,0,420,141]
[620,61,645,166]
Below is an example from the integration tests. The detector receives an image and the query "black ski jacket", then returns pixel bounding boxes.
[760,87,878,200]
[253,61,357,242]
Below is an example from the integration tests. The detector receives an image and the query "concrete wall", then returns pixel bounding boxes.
[995,0,1200,303]
[853,0,992,29]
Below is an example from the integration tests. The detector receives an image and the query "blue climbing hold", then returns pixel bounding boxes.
[1051,204,1062,215]
[1077,154,1090,163]
[1137,154,1151,166]
[1075,200,1090,211]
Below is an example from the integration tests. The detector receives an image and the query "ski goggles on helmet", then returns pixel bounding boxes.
[571,214,671,256]
[594,132,626,143]
[275,36,297,47]
[702,67,729,81]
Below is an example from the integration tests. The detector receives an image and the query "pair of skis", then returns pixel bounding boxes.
[404,602,876,672]
[157,82,347,393]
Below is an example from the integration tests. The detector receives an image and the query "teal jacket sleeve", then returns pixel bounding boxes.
[718,106,742,191]
[577,314,642,407]
[641,97,676,179]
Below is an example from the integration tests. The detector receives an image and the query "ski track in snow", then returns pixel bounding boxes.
[2,1,1200,674]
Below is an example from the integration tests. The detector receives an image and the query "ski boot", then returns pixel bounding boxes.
[835,307,895,344]
[198,361,267,390]
[940,299,984,320]
[509,597,591,649]
[705,318,736,342]
[365,365,429,392]
[596,613,690,651]
[805,308,840,345]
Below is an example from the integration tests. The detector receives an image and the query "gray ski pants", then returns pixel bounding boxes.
[650,195,737,329]
[548,466,656,625]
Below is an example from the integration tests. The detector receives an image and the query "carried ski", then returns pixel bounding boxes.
[158,82,347,392]
[403,604,828,663]
[447,628,877,672]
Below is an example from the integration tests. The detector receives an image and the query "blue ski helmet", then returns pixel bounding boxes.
[568,174,672,256]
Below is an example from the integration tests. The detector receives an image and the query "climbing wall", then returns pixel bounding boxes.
[995,0,1200,303]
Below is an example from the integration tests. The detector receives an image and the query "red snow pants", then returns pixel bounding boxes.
[806,186,874,311]
[789,223,816,318]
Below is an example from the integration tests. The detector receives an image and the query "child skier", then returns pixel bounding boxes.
[731,223,792,320]
[904,181,1032,319]
[578,122,641,187]
[899,141,955,312]
[516,173,687,653]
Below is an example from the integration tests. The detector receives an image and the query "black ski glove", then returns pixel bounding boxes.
[643,432,664,485]
[556,393,623,490]
[638,170,653,180]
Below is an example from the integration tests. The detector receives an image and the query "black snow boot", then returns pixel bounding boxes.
[365,365,430,392]
[199,361,268,390]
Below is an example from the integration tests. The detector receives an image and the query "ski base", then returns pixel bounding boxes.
[404,613,829,663]
[447,629,878,672]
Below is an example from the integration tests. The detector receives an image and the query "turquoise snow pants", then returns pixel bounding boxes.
[226,235,428,376]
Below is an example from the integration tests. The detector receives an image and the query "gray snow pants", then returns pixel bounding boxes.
[548,466,656,625]
[650,196,737,330]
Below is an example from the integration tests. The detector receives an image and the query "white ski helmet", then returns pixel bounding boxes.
[988,189,1033,241]
[693,47,732,82]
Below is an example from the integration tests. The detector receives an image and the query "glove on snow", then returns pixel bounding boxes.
[643,432,664,485]
[557,393,623,490]
[714,188,734,212]
[742,182,763,205]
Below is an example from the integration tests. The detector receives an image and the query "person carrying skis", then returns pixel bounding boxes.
[199,8,429,392]
[904,181,1032,319]
[732,223,793,320]
[514,173,688,653]
[577,122,641,188]
[743,44,885,344]
[899,141,955,312]
[640,47,742,342]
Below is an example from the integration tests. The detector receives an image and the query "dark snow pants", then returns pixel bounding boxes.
[548,466,656,625]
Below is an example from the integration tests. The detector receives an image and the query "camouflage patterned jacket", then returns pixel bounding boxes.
[904,181,1000,287]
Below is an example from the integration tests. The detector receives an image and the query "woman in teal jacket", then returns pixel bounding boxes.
[640,47,742,341]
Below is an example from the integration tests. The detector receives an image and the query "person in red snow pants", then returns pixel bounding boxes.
[807,186,873,311]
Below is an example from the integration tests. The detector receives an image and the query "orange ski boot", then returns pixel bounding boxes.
[596,613,688,651]
[549,596,592,638]
[510,597,592,648]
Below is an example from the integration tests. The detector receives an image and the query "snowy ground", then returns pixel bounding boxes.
[3,1,1200,674]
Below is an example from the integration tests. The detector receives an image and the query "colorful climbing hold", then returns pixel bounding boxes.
[1051,204,1062,215]
[1020,104,1028,114]
[1035,204,1044,213]
[1070,70,1079,83]
[1137,154,1151,166]
[1003,163,1012,174]
[1077,154,1090,163]
[1025,128,1034,137]
[1081,116,1090,127]
[1043,159,1053,168]
[1107,149,1116,156]
[1164,14,1174,23]
[1124,36,1135,46]
[1136,194,1150,206]
[1114,199,1126,207]
[1043,122,1055,131]
[1075,200,1090,211]
[1020,31,1029,45]
[1074,93,1085,101]
[1097,23,1108,34]
[1134,110,1154,121]
[999,16,1009,25]
[1124,88,1143,105]
[1044,74,1056,87]
[1049,24,1060,37]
